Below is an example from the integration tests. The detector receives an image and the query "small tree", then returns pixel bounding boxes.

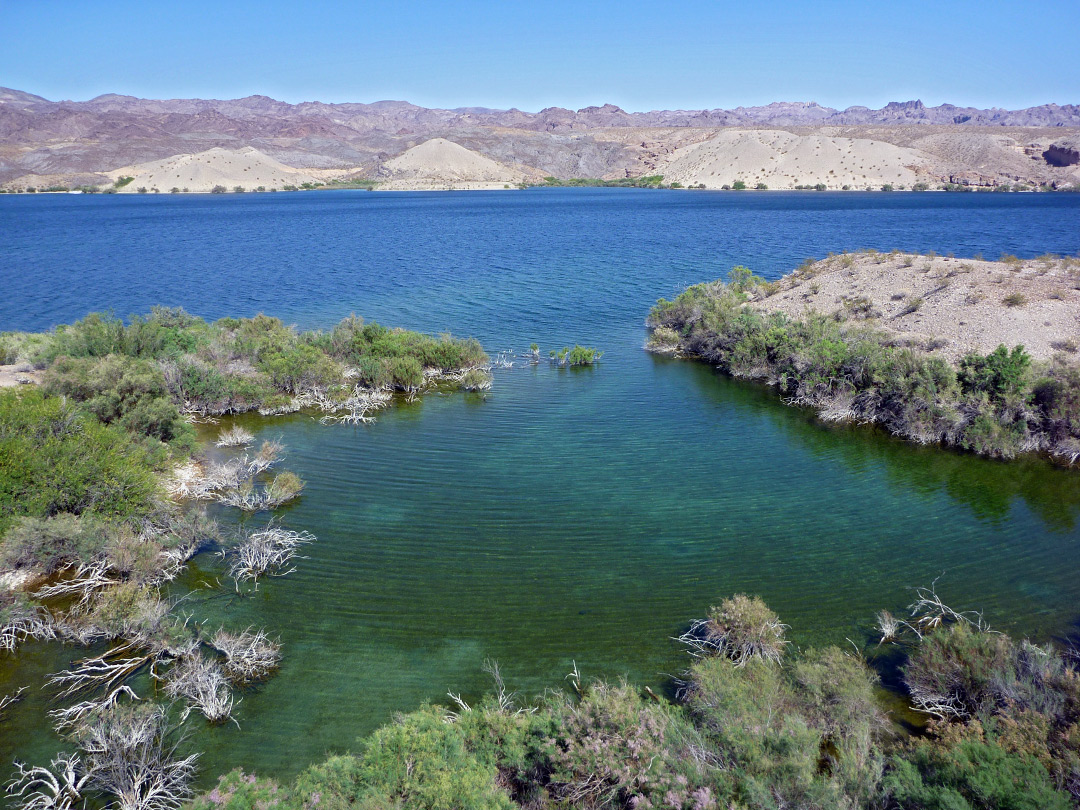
[211,186,227,194]
[732,180,747,190]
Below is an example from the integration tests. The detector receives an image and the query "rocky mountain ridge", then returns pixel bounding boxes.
[2,88,1079,188]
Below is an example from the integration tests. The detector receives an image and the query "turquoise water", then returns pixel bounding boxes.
[1,189,1079,781]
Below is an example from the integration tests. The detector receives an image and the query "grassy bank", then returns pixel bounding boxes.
[646,266,1080,465]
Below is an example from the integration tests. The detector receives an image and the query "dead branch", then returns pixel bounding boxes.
[76,704,199,810]
[214,426,254,448]
[1,602,56,652]
[6,754,90,810]
[160,654,234,724]
[0,685,27,715]
[34,561,121,612]
[319,386,391,425]
[49,685,140,733]
[48,649,157,700]
[221,525,315,590]
[908,580,985,634]
[209,627,281,684]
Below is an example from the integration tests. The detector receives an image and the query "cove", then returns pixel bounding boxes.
[1,189,1079,782]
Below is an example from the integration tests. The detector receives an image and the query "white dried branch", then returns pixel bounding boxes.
[209,627,281,684]
[49,685,140,733]
[48,649,156,700]
[222,526,315,590]
[1,603,56,652]
[160,654,234,724]
[215,426,254,448]
[76,704,199,810]
[6,753,90,810]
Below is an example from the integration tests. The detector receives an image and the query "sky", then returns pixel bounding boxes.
[2,0,1077,111]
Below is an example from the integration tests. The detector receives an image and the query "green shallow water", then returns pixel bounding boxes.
[2,189,1080,782]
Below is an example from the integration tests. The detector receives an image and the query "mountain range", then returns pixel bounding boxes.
[2,88,1079,189]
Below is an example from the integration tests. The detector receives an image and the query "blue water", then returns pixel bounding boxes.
[1,189,1080,781]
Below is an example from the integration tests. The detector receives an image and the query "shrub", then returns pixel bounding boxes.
[1003,292,1028,307]
[211,185,227,194]
[43,353,192,446]
[885,737,1070,810]
[701,594,788,665]
[0,388,161,533]
[732,180,747,190]
[957,344,1031,404]
[0,513,104,573]
[350,708,516,809]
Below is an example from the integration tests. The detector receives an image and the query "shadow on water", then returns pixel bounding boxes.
[657,353,1080,533]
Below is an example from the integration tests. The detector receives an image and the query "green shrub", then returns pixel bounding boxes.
[885,737,1070,810]
[351,708,516,809]
[43,354,192,446]
[957,345,1031,404]
[261,344,342,394]
[0,388,161,533]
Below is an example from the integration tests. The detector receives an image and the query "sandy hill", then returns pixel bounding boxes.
[379,138,538,190]
[107,147,343,192]
[656,130,930,189]
[750,252,1080,362]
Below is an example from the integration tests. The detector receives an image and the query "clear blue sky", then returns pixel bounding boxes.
[3,0,1076,111]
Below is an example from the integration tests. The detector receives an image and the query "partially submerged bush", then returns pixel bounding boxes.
[682,594,789,665]
[549,345,602,366]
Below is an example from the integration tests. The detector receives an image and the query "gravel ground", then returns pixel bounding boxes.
[751,251,1080,362]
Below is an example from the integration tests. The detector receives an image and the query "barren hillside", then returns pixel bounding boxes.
[1,88,1078,190]
[749,252,1080,362]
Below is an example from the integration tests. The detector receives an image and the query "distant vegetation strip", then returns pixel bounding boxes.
[647,265,1080,465]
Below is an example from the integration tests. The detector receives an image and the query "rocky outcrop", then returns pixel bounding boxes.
[1045,139,1080,167]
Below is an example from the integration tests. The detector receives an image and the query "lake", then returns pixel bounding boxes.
[2,189,1079,781]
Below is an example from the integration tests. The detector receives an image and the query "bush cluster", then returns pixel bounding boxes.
[190,593,1080,810]
[1,308,489,419]
[0,387,164,534]
[647,272,1080,463]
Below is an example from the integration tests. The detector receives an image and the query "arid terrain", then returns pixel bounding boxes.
[749,252,1080,361]
[1,87,1079,191]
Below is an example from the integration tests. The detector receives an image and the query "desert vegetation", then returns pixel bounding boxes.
[647,261,1080,464]
[1,307,491,422]
[174,590,1080,810]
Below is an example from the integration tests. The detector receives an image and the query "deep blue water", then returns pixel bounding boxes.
[2,189,1080,781]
